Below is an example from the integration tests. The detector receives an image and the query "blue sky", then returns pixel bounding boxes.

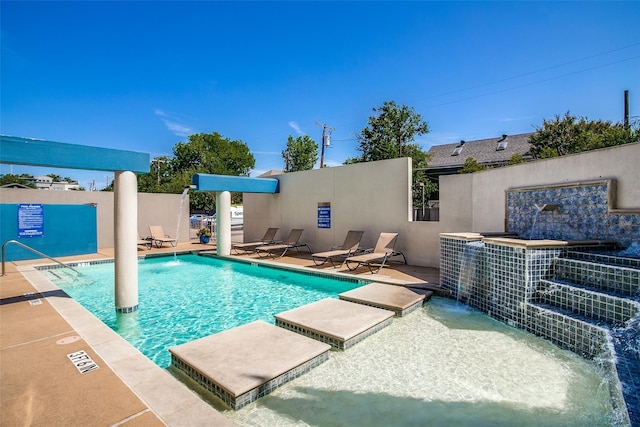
[2,1,639,189]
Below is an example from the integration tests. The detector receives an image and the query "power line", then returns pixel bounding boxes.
[415,42,640,104]
[422,55,640,111]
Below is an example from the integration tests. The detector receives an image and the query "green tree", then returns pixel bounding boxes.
[0,173,36,188]
[347,101,436,207]
[282,135,318,172]
[351,100,430,162]
[458,157,488,174]
[506,153,527,165]
[134,132,255,211]
[528,112,638,159]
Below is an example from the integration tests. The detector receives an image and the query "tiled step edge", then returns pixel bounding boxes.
[536,279,640,326]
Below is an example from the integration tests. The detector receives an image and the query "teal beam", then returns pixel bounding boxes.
[0,135,149,173]
[192,174,279,193]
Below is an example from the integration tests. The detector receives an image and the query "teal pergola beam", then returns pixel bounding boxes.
[192,173,279,193]
[0,135,149,173]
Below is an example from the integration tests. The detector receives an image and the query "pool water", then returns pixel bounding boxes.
[45,254,360,368]
[44,255,618,425]
[225,298,617,426]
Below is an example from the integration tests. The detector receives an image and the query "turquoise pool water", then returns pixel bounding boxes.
[44,254,361,368]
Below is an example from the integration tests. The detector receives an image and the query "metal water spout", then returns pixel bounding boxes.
[535,203,560,212]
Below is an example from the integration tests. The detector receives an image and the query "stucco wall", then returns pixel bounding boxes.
[244,142,639,269]
[457,141,640,233]
[244,158,413,254]
[0,188,189,248]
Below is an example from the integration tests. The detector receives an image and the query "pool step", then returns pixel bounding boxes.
[535,279,640,326]
[338,282,427,316]
[552,257,639,297]
[275,298,395,349]
[169,321,331,410]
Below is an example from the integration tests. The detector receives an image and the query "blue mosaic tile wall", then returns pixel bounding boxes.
[440,235,638,426]
[506,180,640,247]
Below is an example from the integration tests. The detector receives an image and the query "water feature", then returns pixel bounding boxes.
[174,185,194,256]
[457,240,484,303]
[530,203,560,239]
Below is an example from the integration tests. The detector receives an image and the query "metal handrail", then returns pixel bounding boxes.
[1,240,79,276]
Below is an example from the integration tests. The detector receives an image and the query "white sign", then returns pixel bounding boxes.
[67,350,99,374]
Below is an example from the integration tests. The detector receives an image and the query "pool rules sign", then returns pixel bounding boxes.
[318,202,331,228]
[18,203,44,238]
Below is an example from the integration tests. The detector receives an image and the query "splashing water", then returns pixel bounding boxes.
[174,187,190,259]
[457,241,485,303]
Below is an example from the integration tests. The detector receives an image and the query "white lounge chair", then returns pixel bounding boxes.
[255,229,311,258]
[148,225,177,248]
[312,230,364,267]
[345,232,407,273]
[231,228,279,254]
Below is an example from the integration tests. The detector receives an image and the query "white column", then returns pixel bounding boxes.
[216,191,231,256]
[114,170,138,312]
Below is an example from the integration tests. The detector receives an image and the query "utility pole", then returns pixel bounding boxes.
[624,90,629,130]
[316,121,334,169]
[153,158,165,185]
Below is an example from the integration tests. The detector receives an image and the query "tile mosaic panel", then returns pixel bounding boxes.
[506,180,640,247]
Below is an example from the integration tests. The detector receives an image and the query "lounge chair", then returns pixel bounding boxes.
[312,230,364,267]
[138,236,152,250]
[148,225,177,248]
[231,227,279,254]
[345,232,407,273]
[255,229,311,258]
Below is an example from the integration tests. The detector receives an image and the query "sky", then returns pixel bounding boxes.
[1,1,639,190]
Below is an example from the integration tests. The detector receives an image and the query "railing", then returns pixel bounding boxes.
[1,240,79,276]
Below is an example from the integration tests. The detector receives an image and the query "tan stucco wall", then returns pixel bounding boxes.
[0,188,189,248]
[449,141,640,233]
[245,142,639,269]
[244,158,413,253]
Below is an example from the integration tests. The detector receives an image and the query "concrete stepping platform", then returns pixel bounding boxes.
[274,298,395,349]
[169,321,331,410]
[338,282,427,316]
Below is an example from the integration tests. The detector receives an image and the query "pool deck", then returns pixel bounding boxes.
[0,239,440,426]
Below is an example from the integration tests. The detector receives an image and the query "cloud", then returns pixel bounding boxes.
[288,121,305,136]
[154,109,194,138]
[499,115,536,123]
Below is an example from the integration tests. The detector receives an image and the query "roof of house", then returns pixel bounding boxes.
[426,132,534,170]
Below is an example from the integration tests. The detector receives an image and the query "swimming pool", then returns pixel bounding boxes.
[44,254,361,368]
[43,254,618,425]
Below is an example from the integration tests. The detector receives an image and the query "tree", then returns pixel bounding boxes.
[135,132,255,211]
[0,173,36,188]
[528,112,638,159]
[507,153,527,165]
[351,100,430,162]
[347,100,436,206]
[458,157,488,174]
[282,135,318,172]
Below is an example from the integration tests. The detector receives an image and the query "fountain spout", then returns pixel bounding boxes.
[186,184,197,190]
[534,203,560,212]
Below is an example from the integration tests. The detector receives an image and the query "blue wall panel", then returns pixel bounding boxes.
[1,204,97,261]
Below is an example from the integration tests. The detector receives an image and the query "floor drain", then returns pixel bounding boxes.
[56,336,82,345]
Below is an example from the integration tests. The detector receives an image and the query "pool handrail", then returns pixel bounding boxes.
[1,239,79,276]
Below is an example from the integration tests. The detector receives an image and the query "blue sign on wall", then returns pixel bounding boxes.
[18,204,44,238]
[318,202,331,228]
[1,204,97,261]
